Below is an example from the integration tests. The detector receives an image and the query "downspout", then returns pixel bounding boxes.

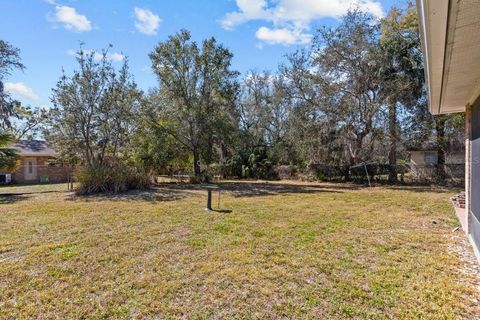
[465,103,471,234]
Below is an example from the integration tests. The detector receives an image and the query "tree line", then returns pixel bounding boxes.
[0,4,464,191]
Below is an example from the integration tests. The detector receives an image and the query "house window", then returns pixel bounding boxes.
[424,152,437,164]
[28,161,33,174]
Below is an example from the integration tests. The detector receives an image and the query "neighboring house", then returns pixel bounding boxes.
[408,147,465,179]
[417,0,480,261]
[8,140,69,183]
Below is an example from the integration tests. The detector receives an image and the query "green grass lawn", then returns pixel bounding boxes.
[1,181,479,319]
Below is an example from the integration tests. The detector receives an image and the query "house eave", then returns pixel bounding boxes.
[417,0,480,115]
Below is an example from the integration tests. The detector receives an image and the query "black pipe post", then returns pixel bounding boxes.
[206,189,213,211]
[205,185,219,211]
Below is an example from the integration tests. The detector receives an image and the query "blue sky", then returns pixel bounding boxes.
[0,0,400,110]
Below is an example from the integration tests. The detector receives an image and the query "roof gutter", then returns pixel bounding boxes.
[416,0,450,115]
[416,0,434,113]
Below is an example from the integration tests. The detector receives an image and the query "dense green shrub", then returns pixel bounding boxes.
[205,163,222,177]
[188,175,204,184]
[0,132,18,172]
[274,165,301,180]
[76,159,151,195]
[224,147,278,180]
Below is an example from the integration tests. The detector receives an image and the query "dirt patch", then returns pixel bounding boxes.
[448,231,480,318]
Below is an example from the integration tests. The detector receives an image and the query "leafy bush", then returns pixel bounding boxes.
[189,175,204,184]
[224,147,278,180]
[75,159,151,195]
[205,163,222,177]
[0,132,18,172]
[224,154,243,178]
[274,165,300,180]
[307,164,348,181]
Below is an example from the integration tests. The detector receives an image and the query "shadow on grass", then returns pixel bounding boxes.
[0,190,68,207]
[65,181,347,202]
[210,209,233,213]
[381,184,462,194]
[2,181,456,204]
[0,190,64,196]
[160,181,348,198]
[0,194,29,204]
[313,179,462,194]
[66,186,194,203]
[217,181,347,197]
[204,181,459,196]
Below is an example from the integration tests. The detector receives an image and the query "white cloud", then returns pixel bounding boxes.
[134,8,161,36]
[109,52,125,62]
[66,49,76,56]
[221,0,384,45]
[221,0,270,30]
[67,49,125,62]
[52,5,92,32]
[256,26,312,45]
[4,82,39,101]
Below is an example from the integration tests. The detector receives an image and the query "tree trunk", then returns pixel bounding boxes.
[388,103,398,183]
[344,161,353,181]
[193,148,201,177]
[204,135,214,166]
[435,116,447,183]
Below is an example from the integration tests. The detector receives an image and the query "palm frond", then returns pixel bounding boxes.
[0,131,18,172]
